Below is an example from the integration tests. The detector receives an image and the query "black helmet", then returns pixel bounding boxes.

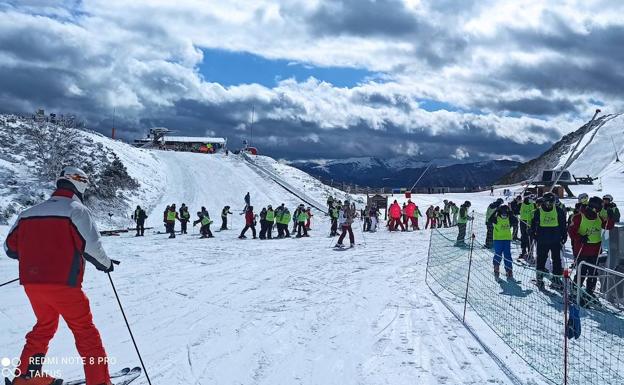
[588,196,603,211]
[543,192,556,204]
[496,198,504,205]
[464,201,471,207]
[498,205,510,216]
[542,192,556,202]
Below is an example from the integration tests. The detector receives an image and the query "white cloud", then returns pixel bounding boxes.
[0,0,621,161]
[451,147,470,160]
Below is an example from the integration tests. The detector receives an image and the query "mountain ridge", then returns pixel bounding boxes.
[289,157,520,189]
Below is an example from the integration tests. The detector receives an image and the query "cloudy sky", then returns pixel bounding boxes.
[0,0,621,162]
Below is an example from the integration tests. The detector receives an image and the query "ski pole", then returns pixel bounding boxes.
[0,277,19,288]
[107,260,153,385]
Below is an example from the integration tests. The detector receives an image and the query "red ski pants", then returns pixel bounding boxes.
[18,285,110,385]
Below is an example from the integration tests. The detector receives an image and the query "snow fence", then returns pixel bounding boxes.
[425,213,624,385]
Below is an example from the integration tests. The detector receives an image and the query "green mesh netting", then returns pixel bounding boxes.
[425,214,624,385]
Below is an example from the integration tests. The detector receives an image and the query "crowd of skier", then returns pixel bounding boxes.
[469,191,620,306]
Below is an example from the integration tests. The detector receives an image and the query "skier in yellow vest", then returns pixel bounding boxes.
[519,195,536,260]
[265,205,275,239]
[569,196,605,304]
[488,205,518,279]
[531,192,567,289]
[166,204,180,238]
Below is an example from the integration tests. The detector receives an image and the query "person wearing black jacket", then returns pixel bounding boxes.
[179,203,190,234]
[531,192,567,288]
[132,205,148,236]
[221,206,232,230]
[258,207,268,239]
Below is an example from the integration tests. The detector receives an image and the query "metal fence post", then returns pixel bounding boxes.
[463,232,476,323]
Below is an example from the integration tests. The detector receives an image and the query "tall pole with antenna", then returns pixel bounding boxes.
[250,105,255,147]
[111,107,116,139]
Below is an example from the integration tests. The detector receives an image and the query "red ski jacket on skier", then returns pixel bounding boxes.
[245,210,255,225]
[405,202,416,217]
[4,188,112,287]
[568,207,603,258]
[389,203,401,219]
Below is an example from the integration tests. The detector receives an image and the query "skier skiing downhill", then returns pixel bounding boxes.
[4,167,115,385]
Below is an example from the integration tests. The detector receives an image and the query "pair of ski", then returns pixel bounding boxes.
[4,367,141,385]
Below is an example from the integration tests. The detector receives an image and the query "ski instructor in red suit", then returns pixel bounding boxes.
[5,166,114,385]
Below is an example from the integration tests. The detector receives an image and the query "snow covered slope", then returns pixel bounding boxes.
[0,143,546,385]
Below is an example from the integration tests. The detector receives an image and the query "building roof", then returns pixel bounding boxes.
[161,136,227,144]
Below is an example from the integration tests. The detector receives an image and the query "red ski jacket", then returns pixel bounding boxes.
[389,203,401,219]
[245,210,255,225]
[405,202,416,217]
[4,189,112,287]
[568,209,603,258]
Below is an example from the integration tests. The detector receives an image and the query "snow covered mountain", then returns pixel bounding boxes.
[497,113,622,185]
[290,157,520,188]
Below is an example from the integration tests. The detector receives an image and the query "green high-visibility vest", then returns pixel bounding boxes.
[201,215,212,226]
[166,211,176,221]
[181,210,190,219]
[458,208,468,224]
[331,208,339,219]
[520,203,535,222]
[539,208,558,228]
[579,214,602,244]
[493,216,512,240]
[281,213,291,224]
[599,208,608,221]
[298,211,308,222]
[485,207,496,224]
[266,210,275,222]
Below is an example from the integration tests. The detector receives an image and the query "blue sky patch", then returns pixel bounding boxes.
[198,48,378,88]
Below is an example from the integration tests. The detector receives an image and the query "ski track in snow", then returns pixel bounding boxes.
[0,151,539,385]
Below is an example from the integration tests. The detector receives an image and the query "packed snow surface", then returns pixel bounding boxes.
[1,149,549,385]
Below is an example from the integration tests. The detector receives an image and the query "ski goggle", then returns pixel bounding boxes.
[68,173,89,184]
